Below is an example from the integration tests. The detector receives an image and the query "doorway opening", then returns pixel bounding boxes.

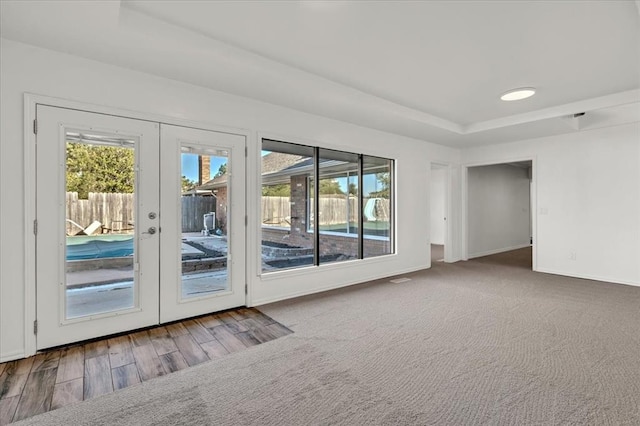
[430,163,449,265]
[464,160,534,270]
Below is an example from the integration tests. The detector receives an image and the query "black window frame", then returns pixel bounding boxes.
[260,139,394,272]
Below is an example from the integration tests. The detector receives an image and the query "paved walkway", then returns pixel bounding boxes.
[67,235,228,288]
[67,270,229,318]
[65,235,230,318]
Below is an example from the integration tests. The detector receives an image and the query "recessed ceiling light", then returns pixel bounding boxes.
[500,87,536,101]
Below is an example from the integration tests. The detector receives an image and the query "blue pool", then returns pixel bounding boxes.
[66,235,134,261]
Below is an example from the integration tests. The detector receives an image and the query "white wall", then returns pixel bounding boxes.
[430,166,446,245]
[0,39,460,361]
[2,37,637,361]
[463,122,640,286]
[467,164,531,257]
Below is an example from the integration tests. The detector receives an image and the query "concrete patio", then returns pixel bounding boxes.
[64,234,230,318]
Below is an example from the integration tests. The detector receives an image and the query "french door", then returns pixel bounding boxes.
[35,105,245,349]
[159,124,245,323]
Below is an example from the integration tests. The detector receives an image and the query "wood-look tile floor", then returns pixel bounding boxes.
[0,307,292,424]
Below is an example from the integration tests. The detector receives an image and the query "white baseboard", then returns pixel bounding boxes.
[0,350,26,363]
[535,267,639,288]
[250,264,428,307]
[468,243,531,259]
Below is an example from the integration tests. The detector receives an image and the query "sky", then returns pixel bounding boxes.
[182,152,385,195]
[182,151,270,183]
[181,154,226,183]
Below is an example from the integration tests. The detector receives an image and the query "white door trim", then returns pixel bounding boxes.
[461,156,538,271]
[24,93,252,357]
[430,161,454,264]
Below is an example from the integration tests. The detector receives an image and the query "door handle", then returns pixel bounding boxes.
[145,227,157,235]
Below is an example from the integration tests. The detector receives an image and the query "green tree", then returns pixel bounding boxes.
[66,142,135,199]
[214,163,227,178]
[262,184,290,196]
[369,172,390,198]
[319,178,344,195]
[348,182,358,196]
[182,176,197,192]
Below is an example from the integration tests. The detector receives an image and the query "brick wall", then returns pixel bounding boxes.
[260,174,391,257]
[262,227,390,257]
[215,186,228,233]
[199,155,210,185]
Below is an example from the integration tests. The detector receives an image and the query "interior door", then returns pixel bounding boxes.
[159,124,246,323]
[36,105,161,349]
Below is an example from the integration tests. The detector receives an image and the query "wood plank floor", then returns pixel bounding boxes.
[0,308,292,425]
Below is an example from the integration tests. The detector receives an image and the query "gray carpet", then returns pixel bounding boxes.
[17,248,640,425]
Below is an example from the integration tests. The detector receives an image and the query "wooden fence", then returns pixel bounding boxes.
[316,196,360,225]
[261,196,389,226]
[66,192,134,235]
[181,196,216,232]
[261,196,291,226]
[66,192,215,234]
[66,193,388,235]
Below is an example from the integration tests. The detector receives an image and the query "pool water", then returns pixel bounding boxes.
[66,235,134,260]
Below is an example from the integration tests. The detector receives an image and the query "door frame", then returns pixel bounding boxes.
[461,156,537,270]
[429,161,454,264]
[23,93,251,357]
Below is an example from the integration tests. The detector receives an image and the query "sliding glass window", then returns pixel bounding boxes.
[362,156,393,258]
[261,140,315,272]
[261,139,394,273]
[316,149,360,264]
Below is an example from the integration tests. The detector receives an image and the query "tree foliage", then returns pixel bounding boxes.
[66,143,135,199]
[182,176,197,192]
[319,178,344,195]
[262,184,290,196]
[347,182,358,196]
[368,172,390,198]
[214,163,227,178]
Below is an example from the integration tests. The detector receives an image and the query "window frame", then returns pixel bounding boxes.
[260,138,395,273]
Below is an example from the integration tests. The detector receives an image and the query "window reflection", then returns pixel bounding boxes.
[260,139,394,273]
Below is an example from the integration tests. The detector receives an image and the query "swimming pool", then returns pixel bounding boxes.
[66,235,134,260]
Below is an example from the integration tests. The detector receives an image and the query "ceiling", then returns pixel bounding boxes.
[1,0,639,148]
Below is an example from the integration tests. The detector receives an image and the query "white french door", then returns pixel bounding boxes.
[159,124,246,323]
[35,105,245,349]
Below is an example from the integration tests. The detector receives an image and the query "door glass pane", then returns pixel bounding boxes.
[260,140,315,272]
[362,156,394,258]
[180,146,229,299]
[65,132,136,319]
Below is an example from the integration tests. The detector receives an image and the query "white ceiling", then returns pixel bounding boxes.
[1,0,639,148]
